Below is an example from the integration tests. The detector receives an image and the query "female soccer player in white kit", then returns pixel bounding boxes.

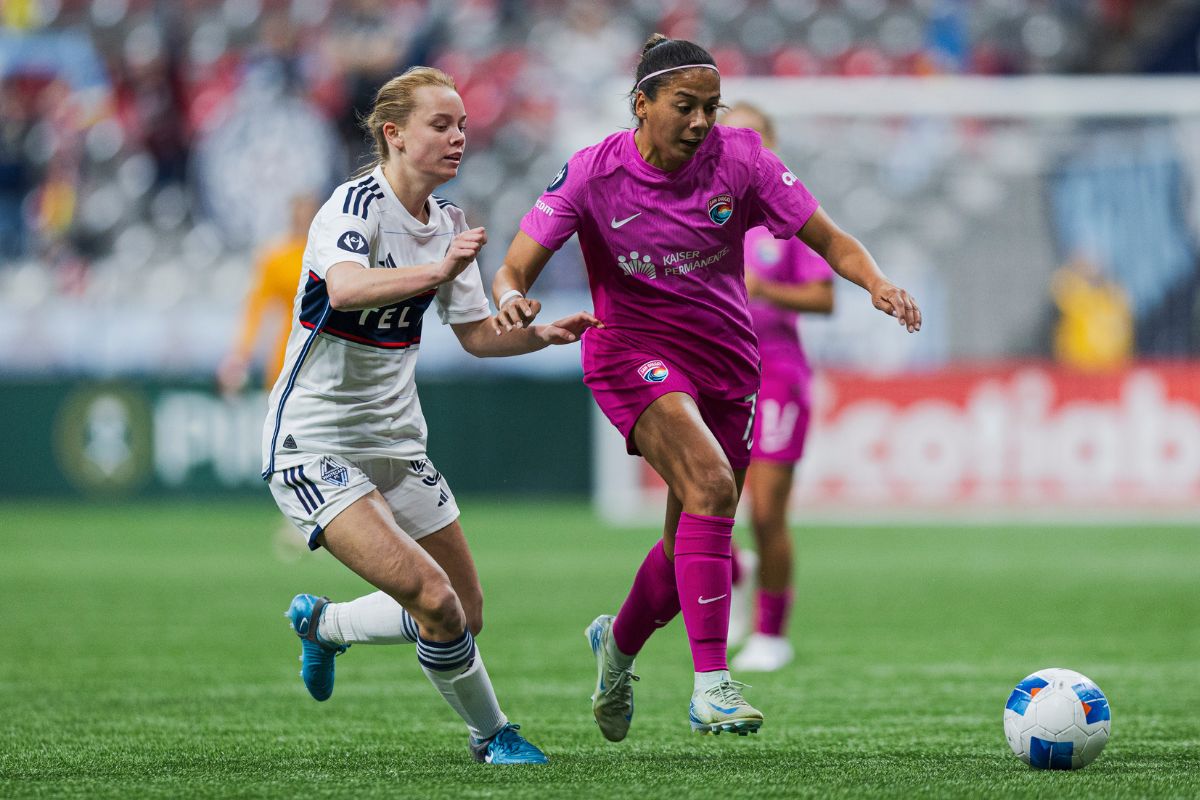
[261,67,598,765]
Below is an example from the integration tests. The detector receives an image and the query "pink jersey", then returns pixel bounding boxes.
[745,225,836,375]
[520,125,818,399]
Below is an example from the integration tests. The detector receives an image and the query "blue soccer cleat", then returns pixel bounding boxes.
[469,723,549,765]
[285,594,348,702]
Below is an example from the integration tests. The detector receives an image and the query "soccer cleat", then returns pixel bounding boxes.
[285,594,348,702]
[688,680,764,735]
[732,633,794,673]
[727,548,758,647]
[585,614,639,742]
[469,723,549,764]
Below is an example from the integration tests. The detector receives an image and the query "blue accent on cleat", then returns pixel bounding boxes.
[469,723,549,765]
[286,594,348,702]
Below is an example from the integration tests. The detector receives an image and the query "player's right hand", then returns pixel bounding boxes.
[869,278,922,333]
[441,227,487,281]
[493,294,542,333]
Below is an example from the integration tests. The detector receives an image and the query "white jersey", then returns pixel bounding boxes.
[261,165,490,477]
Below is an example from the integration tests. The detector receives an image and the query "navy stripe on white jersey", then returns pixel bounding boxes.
[432,194,459,210]
[262,303,333,478]
[298,270,435,349]
[342,176,385,218]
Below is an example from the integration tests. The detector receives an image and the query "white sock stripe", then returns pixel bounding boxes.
[400,610,419,643]
[418,641,475,661]
[416,631,476,670]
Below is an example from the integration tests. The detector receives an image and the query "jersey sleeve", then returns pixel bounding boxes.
[309,201,380,279]
[435,263,491,325]
[747,146,820,240]
[435,206,491,324]
[518,157,585,252]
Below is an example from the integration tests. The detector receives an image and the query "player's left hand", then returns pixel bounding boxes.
[533,311,605,345]
[870,280,921,333]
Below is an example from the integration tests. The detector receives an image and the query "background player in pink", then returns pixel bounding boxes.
[722,103,836,674]
[492,35,921,740]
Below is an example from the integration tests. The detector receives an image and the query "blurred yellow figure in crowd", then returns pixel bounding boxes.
[1051,256,1133,371]
[219,195,319,393]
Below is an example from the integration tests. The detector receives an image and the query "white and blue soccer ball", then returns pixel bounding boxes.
[1003,668,1111,770]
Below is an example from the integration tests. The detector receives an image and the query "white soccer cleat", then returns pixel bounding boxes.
[688,680,764,735]
[727,548,758,647]
[732,633,794,673]
[585,614,639,742]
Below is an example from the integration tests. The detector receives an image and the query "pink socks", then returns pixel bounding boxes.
[673,513,734,672]
[610,514,736,673]
[611,539,680,656]
[755,588,793,637]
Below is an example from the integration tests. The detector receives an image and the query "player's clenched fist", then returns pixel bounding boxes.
[440,227,487,280]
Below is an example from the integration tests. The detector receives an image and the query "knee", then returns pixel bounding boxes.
[750,506,787,537]
[419,581,466,635]
[680,468,739,517]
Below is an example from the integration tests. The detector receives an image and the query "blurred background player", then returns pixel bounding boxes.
[219,193,320,562]
[493,35,920,741]
[720,103,836,673]
[264,66,597,765]
[218,194,320,395]
[1050,253,1133,372]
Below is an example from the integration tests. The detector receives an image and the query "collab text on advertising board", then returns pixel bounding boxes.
[606,363,1200,521]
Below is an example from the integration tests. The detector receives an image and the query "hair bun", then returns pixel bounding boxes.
[640,33,669,60]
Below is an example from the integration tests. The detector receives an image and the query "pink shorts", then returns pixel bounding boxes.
[582,329,758,471]
[750,360,812,464]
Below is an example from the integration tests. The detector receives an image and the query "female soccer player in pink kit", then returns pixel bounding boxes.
[492,35,921,740]
[723,103,835,673]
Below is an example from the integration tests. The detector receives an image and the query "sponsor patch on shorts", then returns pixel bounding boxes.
[637,360,669,383]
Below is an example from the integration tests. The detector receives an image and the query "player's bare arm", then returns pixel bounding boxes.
[798,207,922,332]
[746,272,834,314]
[326,227,487,311]
[491,231,555,333]
[452,311,603,357]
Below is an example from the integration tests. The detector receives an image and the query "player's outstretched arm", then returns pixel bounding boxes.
[798,208,921,332]
[491,231,555,334]
[326,228,487,311]
[452,311,604,357]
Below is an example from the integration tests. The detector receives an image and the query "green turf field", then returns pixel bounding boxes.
[1,499,1197,798]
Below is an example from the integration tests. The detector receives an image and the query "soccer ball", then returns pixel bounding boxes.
[1003,668,1111,770]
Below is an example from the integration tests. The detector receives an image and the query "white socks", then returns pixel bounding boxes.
[319,591,419,646]
[421,648,508,742]
[317,591,507,741]
[605,631,636,670]
[694,669,731,693]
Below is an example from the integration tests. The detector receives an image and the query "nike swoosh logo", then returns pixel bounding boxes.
[708,701,739,715]
[610,213,640,228]
[697,594,727,605]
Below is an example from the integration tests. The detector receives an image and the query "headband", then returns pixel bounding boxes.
[634,63,720,92]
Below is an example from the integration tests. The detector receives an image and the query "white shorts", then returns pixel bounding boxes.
[267,453,460,550]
